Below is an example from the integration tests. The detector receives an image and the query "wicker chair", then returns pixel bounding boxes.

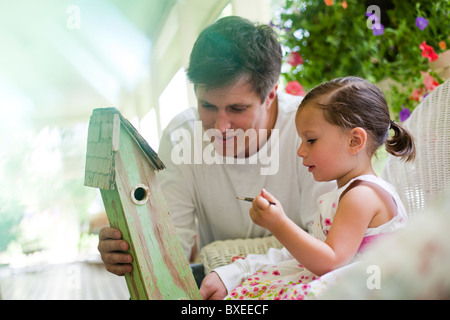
[200,236,283,274]
[382,79,450,217]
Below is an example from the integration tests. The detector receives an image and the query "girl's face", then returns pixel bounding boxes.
[295,103,358,187]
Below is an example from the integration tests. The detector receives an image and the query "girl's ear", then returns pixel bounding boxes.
[348,127,367,154]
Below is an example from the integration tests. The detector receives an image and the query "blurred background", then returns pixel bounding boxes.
[0,0,279,300]
[0,0,448,299]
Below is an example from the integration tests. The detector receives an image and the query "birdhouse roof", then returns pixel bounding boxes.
[84,108,165,190]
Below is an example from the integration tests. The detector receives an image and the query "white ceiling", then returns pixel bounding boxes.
[0,0,234,132]
[0,0,177,129]
[0,0,274,137]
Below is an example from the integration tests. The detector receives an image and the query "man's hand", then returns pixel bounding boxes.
[98,227,133,276]
[199,272,227,300]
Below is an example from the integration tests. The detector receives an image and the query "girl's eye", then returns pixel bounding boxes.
[307,139,316,144]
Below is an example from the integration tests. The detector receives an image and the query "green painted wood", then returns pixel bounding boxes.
[85,108,201,300]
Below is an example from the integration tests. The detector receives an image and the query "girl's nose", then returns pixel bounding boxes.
[297,142,306,158]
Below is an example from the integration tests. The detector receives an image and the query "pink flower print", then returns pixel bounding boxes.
[301,284,311,290]
[253,287,260,292]
[298,263,304,268]
[239,296,244,300]
[230,291,237,298]
[332,202,336,209]
[241,288,248,295]
[324,218,332,226]
[261,270,268,275]
[272,270,280,276]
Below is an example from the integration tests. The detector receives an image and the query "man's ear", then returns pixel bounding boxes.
[264,83,278,109]
[348,127,367,154]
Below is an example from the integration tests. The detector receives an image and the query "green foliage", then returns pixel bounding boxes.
[0,202,24,252]
[0,124,98,256]
[273,0,450,119]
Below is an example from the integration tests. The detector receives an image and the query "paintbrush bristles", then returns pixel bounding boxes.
[236,196,276,205]
[236,197,254,202]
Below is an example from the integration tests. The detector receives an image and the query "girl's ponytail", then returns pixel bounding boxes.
[385,120,416,162]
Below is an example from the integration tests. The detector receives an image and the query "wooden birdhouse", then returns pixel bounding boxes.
[84,108,201,300]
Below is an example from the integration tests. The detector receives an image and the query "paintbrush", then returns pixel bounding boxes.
[236,197,276,205]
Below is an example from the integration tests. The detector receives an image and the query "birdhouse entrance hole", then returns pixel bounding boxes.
[131,184,150,205]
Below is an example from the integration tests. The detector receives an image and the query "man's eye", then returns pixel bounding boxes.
[230,107,246,113]
[201,104,216,110]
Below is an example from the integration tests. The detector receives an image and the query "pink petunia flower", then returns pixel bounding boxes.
[419,41,439,62]
[287,51,304,67]
[285,81,306,96]
[410,87,425,102]
[422,72,440,91]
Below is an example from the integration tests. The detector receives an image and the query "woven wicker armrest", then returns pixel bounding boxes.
[200,236,283,274]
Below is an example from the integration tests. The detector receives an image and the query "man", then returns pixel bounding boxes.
[98,16,333,294]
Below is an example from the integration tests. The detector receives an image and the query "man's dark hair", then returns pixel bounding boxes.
[186,16,282,102]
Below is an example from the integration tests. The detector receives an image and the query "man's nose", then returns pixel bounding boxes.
[215,109,232,133]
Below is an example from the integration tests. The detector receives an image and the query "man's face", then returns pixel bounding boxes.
[196,77,276,158]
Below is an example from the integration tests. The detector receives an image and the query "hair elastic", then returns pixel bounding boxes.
[390,119,396,129]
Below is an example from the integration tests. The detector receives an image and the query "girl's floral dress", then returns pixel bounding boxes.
[225,175,408,300]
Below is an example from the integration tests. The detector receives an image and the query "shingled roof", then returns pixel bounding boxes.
[84,108,165,190]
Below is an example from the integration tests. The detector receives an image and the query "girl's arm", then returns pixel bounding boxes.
[251,187,381,276]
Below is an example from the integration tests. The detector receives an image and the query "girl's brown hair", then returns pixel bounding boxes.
[299,76,416,162]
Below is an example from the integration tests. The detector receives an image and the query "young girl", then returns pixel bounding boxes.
[208,77,416,300]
